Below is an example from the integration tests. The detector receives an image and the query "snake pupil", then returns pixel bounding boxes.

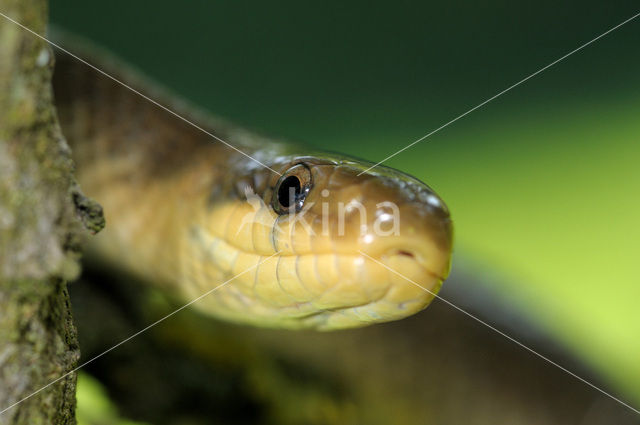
[277,176,302,208]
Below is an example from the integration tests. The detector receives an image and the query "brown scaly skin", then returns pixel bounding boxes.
[53,47,453,330]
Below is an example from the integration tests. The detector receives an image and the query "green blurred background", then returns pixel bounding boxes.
[49,0,640,421]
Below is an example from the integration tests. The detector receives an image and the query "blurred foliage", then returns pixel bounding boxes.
[76,373,149,425]
[50,0,640,409]
[70,272,639,425]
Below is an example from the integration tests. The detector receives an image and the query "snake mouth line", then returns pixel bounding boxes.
[193,224,446,269]
[193,224,443,285]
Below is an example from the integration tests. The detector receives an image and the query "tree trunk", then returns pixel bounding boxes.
[0,0,103,423]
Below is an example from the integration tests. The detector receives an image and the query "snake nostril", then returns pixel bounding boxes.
[397,250,416,259]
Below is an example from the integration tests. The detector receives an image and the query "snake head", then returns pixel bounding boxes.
[197,151,453,330]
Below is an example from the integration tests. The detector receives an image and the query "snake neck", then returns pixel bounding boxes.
[52,51,280,286]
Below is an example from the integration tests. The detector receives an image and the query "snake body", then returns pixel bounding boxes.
[53,51,453,330]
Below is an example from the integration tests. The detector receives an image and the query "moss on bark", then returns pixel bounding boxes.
[0,0,103,423]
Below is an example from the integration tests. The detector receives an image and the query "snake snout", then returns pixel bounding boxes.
[371,198,453,279]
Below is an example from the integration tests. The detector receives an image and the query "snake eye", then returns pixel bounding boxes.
[273,164,312,214]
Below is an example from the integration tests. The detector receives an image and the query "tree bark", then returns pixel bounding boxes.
[0,0,103,423]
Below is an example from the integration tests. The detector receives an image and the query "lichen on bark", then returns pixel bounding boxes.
[0,0,103,423]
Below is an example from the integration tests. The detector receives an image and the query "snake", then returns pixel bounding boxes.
[52,47,453,331]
